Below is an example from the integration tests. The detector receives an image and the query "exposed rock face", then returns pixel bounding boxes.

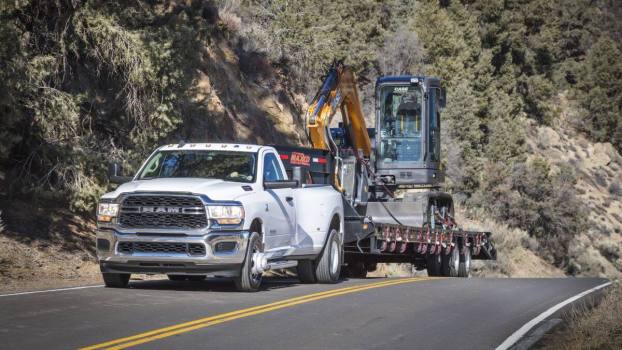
[525,114,622,278]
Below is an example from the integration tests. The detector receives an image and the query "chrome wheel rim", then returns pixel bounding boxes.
[330,240,340,275]
[250,242,262,283]
[452,247,459,274]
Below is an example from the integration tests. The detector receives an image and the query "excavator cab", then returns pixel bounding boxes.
[373,76,445,188]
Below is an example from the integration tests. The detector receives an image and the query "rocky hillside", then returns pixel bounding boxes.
[525,98,622,277]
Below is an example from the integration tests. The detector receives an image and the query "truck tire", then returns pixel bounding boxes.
[426,251,442,277]
[458,246,471,278]
[234,232,263,292]
[297,260,317,284]
[315,228,342,283]
[102,273,130,288]
[441,246,460,277]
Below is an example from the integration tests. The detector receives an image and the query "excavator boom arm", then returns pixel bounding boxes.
[306,62,372,157]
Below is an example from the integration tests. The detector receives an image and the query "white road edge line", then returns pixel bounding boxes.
[495,281,613,350]
[0,284,104,298]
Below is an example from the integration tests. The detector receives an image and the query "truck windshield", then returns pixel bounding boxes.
[138,150,256,183]
[378,85,423,162]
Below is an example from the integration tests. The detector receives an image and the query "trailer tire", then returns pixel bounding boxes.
[458,246,471,278]
[297,260,317,284]
[102,273,130,288]
[234,232,263,292]
[315,228,342,283]
[441,246,460,277]
[426,251,442,277]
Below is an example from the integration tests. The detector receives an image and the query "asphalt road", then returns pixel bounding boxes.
[0,277,609,350]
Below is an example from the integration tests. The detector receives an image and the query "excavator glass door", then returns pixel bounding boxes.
[378,85,423,163]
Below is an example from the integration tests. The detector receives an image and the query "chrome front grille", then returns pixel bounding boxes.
[119,195,208,229]
[118,242,206,256]
[122,195,203,207]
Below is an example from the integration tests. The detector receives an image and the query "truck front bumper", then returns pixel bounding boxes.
[96,229,249,277]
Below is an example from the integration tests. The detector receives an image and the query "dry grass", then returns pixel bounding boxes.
[538,281,622,350]
[219,9,242,35]
[217,0,242,35]
[367,263,422,278]
[0,199,100,293]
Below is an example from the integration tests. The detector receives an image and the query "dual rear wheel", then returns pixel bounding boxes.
[426,245,470,277]
[297,228,343,284]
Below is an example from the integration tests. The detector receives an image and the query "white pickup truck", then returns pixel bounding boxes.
[96,143,344,291]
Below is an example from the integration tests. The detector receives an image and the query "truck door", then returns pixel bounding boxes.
[261,151,296,251]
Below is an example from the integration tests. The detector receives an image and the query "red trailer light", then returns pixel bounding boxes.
[313,157,327,164]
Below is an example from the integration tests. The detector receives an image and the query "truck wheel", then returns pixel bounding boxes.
[234,232,263,292]
[426,252,442,277]
[458,246,471,278]
[297,260,317,284]
[102,273,130,288]
[441,246,460,277]
[315,228,342,283]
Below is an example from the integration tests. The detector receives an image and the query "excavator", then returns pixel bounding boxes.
[275,61,495,278]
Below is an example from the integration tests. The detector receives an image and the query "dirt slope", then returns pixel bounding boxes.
[177,41,308,145]
[524,97,622,278]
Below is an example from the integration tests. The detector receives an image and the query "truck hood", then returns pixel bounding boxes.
[102,178,256,201]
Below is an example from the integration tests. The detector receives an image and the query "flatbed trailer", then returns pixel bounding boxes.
[274,145,496,277]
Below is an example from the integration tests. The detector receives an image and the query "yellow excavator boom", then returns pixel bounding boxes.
[306,62,372,157]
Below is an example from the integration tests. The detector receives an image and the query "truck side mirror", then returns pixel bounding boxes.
[264,180,299,190]
[439,87,447,109]
[108,162,133,184]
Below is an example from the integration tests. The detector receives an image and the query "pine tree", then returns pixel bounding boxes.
[578,36,622,150]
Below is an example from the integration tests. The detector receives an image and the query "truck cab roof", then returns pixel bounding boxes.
[159,143,271,153]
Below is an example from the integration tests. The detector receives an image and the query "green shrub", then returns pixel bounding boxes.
[473,159,588,269]
[0,0,211,213]
[575,36,622,152]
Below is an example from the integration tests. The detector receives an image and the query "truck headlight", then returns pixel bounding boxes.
[207,205,244,225]
[98,203,119,222]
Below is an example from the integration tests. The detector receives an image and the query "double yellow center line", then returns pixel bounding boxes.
[81,277,433,350]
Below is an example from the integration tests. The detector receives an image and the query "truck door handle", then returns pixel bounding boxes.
[285,196,294,202]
